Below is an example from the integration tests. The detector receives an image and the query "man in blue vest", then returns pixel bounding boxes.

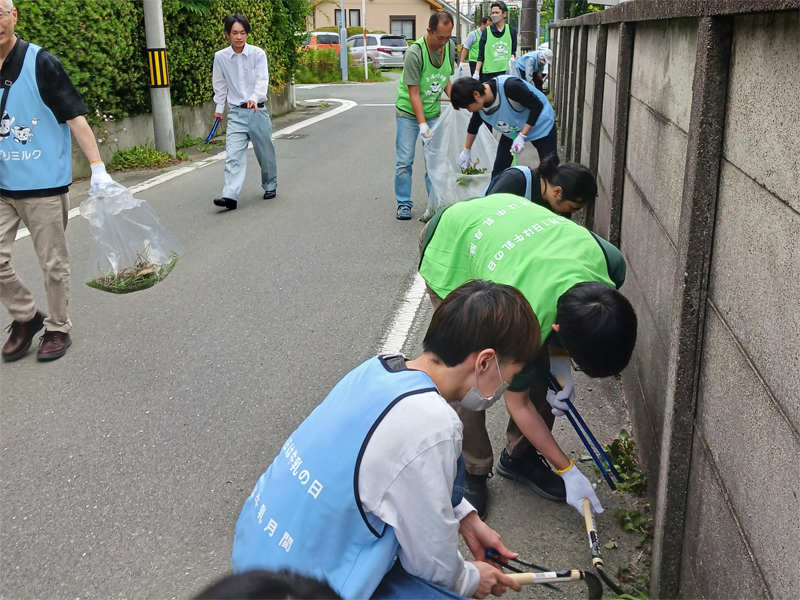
[452,75,558,179]
[515,49,552,92]
[232,280,537,599]
[0,0,116,362]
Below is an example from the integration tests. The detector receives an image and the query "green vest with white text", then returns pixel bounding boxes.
[396,38,451,120]
[482,25,512,74]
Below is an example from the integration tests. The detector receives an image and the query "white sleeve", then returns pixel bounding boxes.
[464,30,477,50]
[251,49,269,103]
[377,442,480,598]
[212,54,227,113]
[454,497,477,522]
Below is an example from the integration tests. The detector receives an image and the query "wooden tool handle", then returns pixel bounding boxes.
[582,499,595,533]
[507,573,537,585]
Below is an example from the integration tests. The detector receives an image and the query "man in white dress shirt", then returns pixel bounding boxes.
[212,14,277,211]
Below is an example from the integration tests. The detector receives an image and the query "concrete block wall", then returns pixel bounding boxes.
[620,16,697,507]
[594,24,619,241]
[683,11,800,600]
[551,2,800,597]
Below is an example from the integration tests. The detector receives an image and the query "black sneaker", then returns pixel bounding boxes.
[463,473,489,519]
[213,198,237,210]
[495,449,566,502]
[263,189,276,200]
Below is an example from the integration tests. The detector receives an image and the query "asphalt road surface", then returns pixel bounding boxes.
[1,79,648,599]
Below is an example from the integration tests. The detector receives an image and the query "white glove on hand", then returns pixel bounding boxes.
[549,356,576,402]
[546,389,571,417]
[459,62,468,78]
[419,123,434,144]
[510,132,526,154]
[560,463,603,515]
[458,148,471,169]
[472,70,481,81]
[90,162,114,192]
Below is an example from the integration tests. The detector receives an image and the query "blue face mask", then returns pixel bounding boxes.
[459,356,509,411]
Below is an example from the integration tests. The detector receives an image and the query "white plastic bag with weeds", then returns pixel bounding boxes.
[80,182,182,294]
[421,104,498,222]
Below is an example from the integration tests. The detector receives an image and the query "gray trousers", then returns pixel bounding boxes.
[222,106,278,201]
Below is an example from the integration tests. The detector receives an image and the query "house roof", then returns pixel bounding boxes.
[423,0,443,9]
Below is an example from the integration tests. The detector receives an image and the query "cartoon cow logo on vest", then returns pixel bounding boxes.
[11,118,37,145]
[0,110,15,142]
[495,120,513,136]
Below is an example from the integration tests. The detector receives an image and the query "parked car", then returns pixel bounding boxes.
[301,32,341,53]
[346,34,408,68]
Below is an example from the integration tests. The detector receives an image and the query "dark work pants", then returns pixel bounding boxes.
[469,60,477,75]
[491,123,559,178]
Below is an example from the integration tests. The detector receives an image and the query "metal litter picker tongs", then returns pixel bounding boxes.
[546,371,624,491]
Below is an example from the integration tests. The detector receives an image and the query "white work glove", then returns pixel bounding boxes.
[508,57,517,73]
[419,123,434,145]
[89,161,114,193]
[549,356,575,399]
[510,132,526,154]
[472,70,481,81]
[546,389,571,417]
[458,148,471,169]
[560,462,603,515]
[459,62,468,78]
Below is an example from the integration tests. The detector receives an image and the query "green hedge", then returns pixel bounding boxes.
[15,0,308,125]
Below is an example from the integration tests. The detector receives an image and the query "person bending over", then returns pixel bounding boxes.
[418,195,637,518]
[452,76,557,179]
[485,157,596,216]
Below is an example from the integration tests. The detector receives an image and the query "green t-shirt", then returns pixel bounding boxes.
[419,194,626,391]
[396,39,456,120]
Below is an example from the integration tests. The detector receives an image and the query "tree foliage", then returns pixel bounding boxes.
[14,0,308,125]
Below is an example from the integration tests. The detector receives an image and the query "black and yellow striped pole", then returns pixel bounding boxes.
[143,0,176,156]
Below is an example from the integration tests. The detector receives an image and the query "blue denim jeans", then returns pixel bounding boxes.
[394,114,438,208]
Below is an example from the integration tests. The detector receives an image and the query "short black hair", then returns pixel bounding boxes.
[491,1,508,13]
[537,154,598,207]
[556,282,637,378]
[224,14,251,35]
[451,77,487,109]
[194,570,341,599]
[429,11,454,31]
[423,280,540,368]
[481,16,492,26]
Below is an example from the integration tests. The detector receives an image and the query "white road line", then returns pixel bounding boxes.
[362,103,395,107]
[15,99,358,241]
[379,272,428,355]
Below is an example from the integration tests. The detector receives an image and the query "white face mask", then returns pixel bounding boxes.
[459,356,509,411]
[491,13,503,24]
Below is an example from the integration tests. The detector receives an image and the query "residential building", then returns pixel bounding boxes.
[308,0,472,43]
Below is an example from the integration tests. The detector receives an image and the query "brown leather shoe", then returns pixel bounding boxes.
[37,330,72,361]
[2,311,46,362]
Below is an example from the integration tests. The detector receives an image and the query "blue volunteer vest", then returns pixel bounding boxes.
[480,75,554,142]
[516,51,544,81]
[0,43,72,191]
[232,356,439,600]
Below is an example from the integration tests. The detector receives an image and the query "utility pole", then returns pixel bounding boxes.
[362,0,368,79]
[456,0,461,50]
[142,0,175,157]
[520,0,535,53]
[339,0,349,81]
[535,0,541,46]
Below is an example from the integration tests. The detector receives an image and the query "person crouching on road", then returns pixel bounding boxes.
[418,194,636,519]
[212,14,277,211]
[394,11,456,221]
[515,48,552,92]
[232,280,536,599]
[0,0,117,362]
[452,75,557,179]
[485,156,596,216]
